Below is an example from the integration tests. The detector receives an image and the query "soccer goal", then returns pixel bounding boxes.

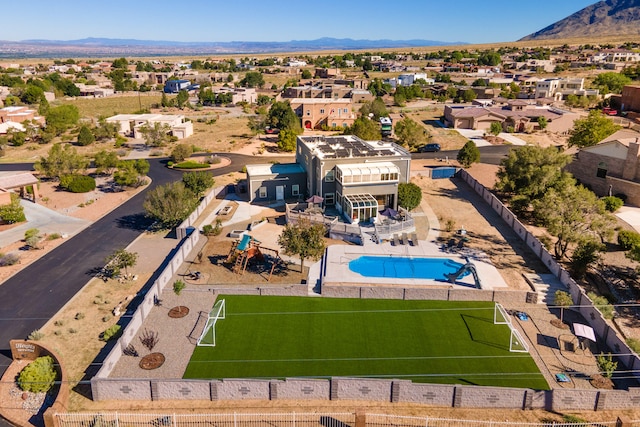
[197,299,226,347]
[494,303,529,353]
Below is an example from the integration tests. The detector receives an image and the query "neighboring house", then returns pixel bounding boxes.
[622,85,640,113]
[283,81,372,102]
[535,78,599,100]
[287,60,307,67]
[164,79,198,93]
[214,87,257,104]
[566,130,640,206]
[76,84,115,98]
[289,98,357,129]
[444,101,578,133]
[295,135,411,224]
[314,68,342,79]
[106,114,193,139]
[245,163,307,203]
[0,106,45,127]
[590,50,640,64]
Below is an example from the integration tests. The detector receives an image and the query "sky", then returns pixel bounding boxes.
[0,0,599,45]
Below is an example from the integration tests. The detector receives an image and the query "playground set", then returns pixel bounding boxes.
[225,234,286,281]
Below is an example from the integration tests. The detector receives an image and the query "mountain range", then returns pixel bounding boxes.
[0,37,463,58]
[520,0,640,41]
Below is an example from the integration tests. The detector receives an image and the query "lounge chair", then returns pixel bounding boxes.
[410,233,418,246]
[393,234,400,246]
[401,233,408,245]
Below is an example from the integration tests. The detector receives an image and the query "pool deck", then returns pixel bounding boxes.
[319,240,509,290]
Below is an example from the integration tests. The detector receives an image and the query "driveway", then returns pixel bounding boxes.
[0,201,89,248]
[455,129,492,147]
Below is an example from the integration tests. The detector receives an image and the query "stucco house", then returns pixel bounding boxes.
[289,98,357,130]
[444,101,578,133]
[566,130,640,206]
[106,114,193,139]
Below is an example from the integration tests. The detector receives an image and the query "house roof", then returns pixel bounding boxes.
[246,163,305,176]
[601,129,640,145]
[0,172,38,189]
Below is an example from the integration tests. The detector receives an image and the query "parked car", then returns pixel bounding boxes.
[419,143,441,152]
[602,107,618,116]
[265,126,280,134]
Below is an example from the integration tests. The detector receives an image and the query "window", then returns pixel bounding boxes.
[320,109,325,114]
[259,187,267,198]
[596,162,607,178]
[324,193,335,205]
[292,185,299,196]
[343,122,348,127]
[332,122,337,127]
[306,110,311,116]
[325,170,335,182]
[343,108,348,113]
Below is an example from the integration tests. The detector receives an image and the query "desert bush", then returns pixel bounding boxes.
[618,229,640,250]
[54,320,65,327]
[173,160,209,169]
[0,253,20,266]
[17,355,57,393]
[627,337,640,354]
[47,233,62,241]
[170,144,193,162]
[101,324,122,341]
[597,353,618,378]
[59,174,96,193]
[0,193,26,223]
[28,330,44,340]
[74,312,85,320]
[602,196,623,212]
[587,292,615,319]
[102,315,111,322]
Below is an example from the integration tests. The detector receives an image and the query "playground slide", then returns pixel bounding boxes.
[446,262,482,289]
[236,234,252,251]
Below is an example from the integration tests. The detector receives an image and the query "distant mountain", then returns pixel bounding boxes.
[520,0,640,41]
[0,37,464,58]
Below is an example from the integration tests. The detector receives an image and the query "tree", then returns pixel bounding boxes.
[143,181,199,229]
[182,171,214,197]
[239,71,265,88]
[301,69,312,79]
[593,72,632,94]
[20,85,45,105]
[17,356,56,393]
[171,144,193,162]
[138,122,171,147]
[277,220,326,272]
[176,90,189,109]
[489,121,502,136]
[161,92,171,108]
[277,129,299,152]
[457,140,480,168]
[343,117,381,141]
[34,143,89,179]
[568,110,621,148]
[359,98,388,120]
[533,184,614,259]
[597,353,618,379]
[537,116,548,130]
[267,101,301,132]
[462,89,476,102]
[554,290,573,323]
[114,159,149,188]
[77,125,95,146]
[45,104,80,135]
[495,145,572,202]
[571,238,605,279]
[394,117,430,150]
[94,150,119,175]
[397,182,422,211]
[0,193,26,224]
[105,249,138,279]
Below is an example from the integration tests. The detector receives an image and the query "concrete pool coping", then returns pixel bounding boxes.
[320,240,509,290]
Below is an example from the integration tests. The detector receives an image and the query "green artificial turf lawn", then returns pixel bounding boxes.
[184,295,549,390]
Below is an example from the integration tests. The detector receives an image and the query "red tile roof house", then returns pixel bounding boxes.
[443,100,578,133]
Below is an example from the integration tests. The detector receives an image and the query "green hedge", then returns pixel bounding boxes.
[618,230,640,250]
[17,355,57,393]
[173,160,209,169]
[101,324,122,341]
[60,174,96,193]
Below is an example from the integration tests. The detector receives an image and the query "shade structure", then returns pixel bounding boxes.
[573,323,596,342]
[379,207,399,218]
[306,195,324,204]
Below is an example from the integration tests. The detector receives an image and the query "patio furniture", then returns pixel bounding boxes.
[410,233,418,246]
[393,234,400,246]
[402,233,408,245]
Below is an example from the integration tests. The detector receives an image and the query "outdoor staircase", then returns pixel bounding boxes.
[523,273,568,305]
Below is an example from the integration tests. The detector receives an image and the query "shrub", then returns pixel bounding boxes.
[602,196,623,212]
[17,355,57,393]
[74,312,85,320]
[597,352,618,378]
[173,160,209,169]
[618,229,640,250]
[102,315,111,323]
[0,193,26,223]
[562,414,588,423]
[170,144,193,162]
[627,337,640,354]
[59,174,96,193]
[54,320,65,327]
[28,330,44,341]
[47,233,62,241]
[101,324,122,341]
[0,253,20,266]
[587,292,615,319]
[202,224,214,235]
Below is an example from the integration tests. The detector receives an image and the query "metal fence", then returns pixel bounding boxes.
[53,413,633,427]
[54,412,355,427]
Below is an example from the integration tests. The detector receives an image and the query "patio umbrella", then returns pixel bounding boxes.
[306,195,324,204]
[379,207,398,218]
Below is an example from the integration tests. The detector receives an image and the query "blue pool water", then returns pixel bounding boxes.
[348,256,467,280]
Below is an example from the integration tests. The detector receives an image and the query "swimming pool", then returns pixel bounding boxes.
[348,256,468,280]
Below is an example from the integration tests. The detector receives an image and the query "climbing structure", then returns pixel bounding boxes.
[225,234,285,281]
